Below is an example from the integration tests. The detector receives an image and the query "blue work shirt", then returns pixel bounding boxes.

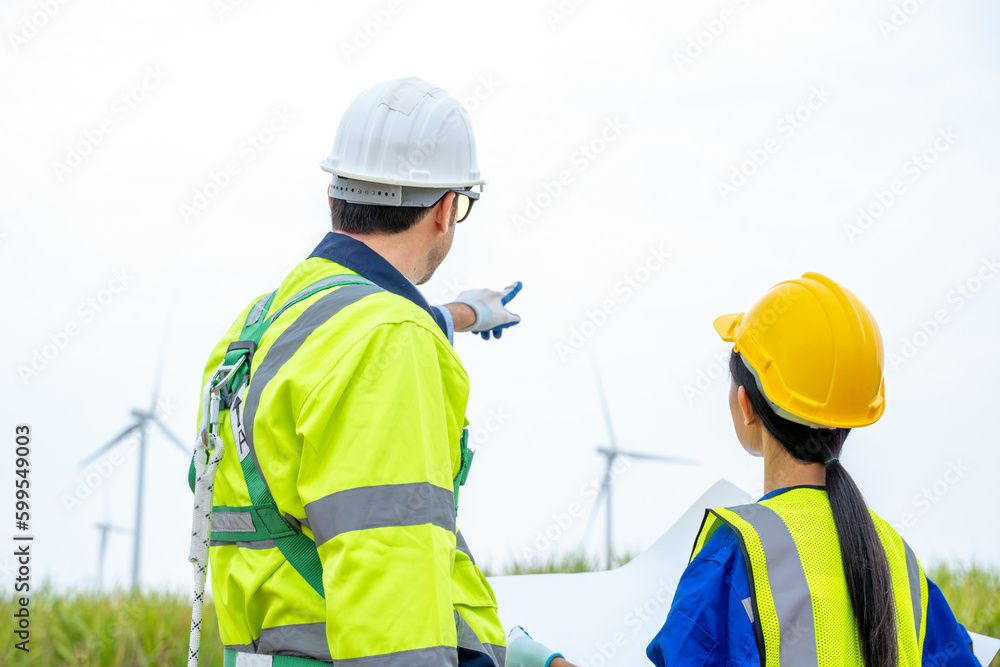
[647,487,980,667]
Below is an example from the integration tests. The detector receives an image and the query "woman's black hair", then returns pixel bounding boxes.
[729,350,898,667]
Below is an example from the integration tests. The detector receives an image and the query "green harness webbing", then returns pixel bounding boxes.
[190,274,476,602]
[194,275,375,599]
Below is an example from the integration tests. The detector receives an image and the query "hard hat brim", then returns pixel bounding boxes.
[713,312,744,343]
[319,162,487,189]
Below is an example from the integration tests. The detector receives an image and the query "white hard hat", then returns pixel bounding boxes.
[320,77,485,204]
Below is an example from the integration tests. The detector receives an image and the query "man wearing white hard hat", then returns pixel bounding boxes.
[191,77,575,667]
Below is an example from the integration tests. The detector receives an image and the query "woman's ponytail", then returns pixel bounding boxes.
[730,351,898,667]
[825,460,898,667]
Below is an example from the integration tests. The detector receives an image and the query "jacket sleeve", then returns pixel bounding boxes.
[922,577,982,666]
[646,526,759,667]
[296,320,466,665]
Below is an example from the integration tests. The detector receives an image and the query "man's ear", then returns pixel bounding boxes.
[430,192,455,235]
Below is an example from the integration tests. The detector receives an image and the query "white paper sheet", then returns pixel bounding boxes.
[970,632,1000,666]
[488,479,999,667]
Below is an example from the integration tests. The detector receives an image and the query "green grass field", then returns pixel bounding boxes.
[2,563,997,666]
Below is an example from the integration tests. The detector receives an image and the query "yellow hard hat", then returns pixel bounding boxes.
[713,272,885,429]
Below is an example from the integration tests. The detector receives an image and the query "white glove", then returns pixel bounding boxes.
[506,625,563,667]
[453,281,523,339]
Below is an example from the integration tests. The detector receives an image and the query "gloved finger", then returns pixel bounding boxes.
[479,330,491,340]
[500,281,523,306]
[493,328,503,339]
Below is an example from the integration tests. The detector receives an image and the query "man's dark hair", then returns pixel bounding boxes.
[330,195,454,234]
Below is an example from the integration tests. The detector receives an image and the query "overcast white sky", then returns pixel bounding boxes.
[2,0,998,594]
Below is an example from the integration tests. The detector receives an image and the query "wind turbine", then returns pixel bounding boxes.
[94,489,130,590]
[78,346,188,590]
[584,357,699,570]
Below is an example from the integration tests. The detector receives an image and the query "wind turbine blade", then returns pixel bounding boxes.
[152,416,190,455]
[616,450,700,466]
[149,300,175,414]
[78,423,142,469]
[591,356,618,450]
[582,481,608,549]
[149,347,166,415]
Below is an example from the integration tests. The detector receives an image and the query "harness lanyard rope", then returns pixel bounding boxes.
[187,373,231,667]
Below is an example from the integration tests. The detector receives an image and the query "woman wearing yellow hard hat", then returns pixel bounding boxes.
[646,272,980,667]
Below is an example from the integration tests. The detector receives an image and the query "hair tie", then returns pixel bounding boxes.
[824,457,839,467]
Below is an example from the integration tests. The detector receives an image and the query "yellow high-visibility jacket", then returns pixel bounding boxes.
[195,242,505,666]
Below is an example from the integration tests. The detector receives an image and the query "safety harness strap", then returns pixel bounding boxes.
[202,275,377,599]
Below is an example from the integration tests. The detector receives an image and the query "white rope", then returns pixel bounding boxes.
[187,429,225,667]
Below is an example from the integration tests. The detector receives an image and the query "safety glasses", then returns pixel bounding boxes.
[451,188,479,223]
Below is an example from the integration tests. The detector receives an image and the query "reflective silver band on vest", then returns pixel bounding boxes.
[724,504,819,666]
[305,482,456,547]
[242,283,383,498]
[903,539,922,643]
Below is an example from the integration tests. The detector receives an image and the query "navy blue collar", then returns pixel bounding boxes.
[308,232,447,334]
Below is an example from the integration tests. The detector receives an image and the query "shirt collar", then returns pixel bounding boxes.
[758,485,826,501]
[308,231,447,334]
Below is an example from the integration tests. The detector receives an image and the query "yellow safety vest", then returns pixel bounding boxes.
[195,257,505,666]
[691,487,928,666]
